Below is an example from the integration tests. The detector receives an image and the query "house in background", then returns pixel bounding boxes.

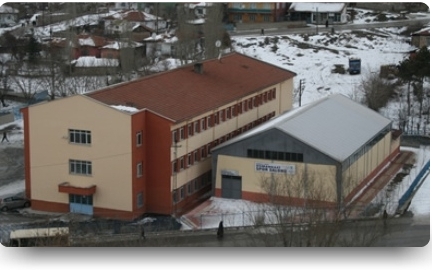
[0,4,19,27]
[103,10,167,35]
[142,31,177,57]
[226,2,288,23]
[411,27,430,48]
[22,52,296,220]
[287,2,348,25]
[211,94,401,208]
[72,34,112,59]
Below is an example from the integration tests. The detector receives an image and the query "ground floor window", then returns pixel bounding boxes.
[69,194,92,205]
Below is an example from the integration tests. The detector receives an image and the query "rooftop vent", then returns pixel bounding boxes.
[194,62,204,74]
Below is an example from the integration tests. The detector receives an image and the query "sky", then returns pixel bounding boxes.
[0,5,430,267]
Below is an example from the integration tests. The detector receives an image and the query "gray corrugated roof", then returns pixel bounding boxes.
[213,94,392,162]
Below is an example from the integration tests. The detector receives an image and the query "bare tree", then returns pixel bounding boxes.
[360,72,396,111]
[244,166,385,247]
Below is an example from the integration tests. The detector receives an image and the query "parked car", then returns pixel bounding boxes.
[0,196,31,211]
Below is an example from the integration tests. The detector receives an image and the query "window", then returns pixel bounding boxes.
[226,107,231,119]
[172,130,178,143]
[187,182,192,195]
[201,147,206,159]
[249,14,256,21]
[201,118,207,131]
[180,187,185,200]
[194,121,200,133]
[69,129,91,145]
[194,179,199,191]
[180,128,185,141]
[137,192,143,208]
[188,124,194,137]
[173,191,178,203]
[69,160,92,175]
[180,157,185,170]
[206,144,212,157]
[136,131,142,146]
[220,110,225,123]
[194,151,199,163]
[172,161,178,173]
[214,113,219,125]
[187,154,192,167]
[207,116,212,128]
[137,162,143,177]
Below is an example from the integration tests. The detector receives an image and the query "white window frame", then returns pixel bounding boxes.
[137,162,143,177]
[69,159,92,176]
[69,129,91,145]
[136,131,142,147]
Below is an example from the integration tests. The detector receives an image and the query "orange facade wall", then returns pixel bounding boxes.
[145,112,173,215]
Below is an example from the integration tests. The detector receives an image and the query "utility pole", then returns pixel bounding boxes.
[316,7,318,35]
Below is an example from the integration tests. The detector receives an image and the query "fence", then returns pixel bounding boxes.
[196,205,379,230]
[397,160,430,214]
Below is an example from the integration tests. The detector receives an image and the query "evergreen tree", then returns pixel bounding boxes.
[27,35,41,64]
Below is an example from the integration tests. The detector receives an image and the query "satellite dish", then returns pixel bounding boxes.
[215,40,221,48]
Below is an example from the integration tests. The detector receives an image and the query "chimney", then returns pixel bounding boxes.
[194,62,204,74]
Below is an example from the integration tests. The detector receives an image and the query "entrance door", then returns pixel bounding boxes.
[69,194,93,215]
[221,175,242,199]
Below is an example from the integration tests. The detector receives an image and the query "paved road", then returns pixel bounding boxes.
[231,17,430,37]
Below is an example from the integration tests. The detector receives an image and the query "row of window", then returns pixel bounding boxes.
[172,88,277,143]
[173,171,212,203]
[68,129,143,148]
[172,112,276,173]
[69,159,144,178]
[247,149,304,162]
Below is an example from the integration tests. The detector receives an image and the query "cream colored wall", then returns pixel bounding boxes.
[342,132,392,197]
[29,95,133,211]
[170,79,294,191]
[216,155,337,202]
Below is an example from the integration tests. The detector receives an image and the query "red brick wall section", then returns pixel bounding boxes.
[31,199,140,221]
[145,112,173,215]
[131,111,147,217]
[31,199,69,213]
[20,107,31,199]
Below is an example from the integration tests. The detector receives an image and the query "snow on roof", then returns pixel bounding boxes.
[289,2,346,13]
[214,94,392,162]
[412,26,430,35]
[78,37,96,47]
[110,105,139,113]
[144,33,177,43]
[188,18,206,25]
[72,56,118,67]
[0,5,18,13]
[188,2,211,9]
